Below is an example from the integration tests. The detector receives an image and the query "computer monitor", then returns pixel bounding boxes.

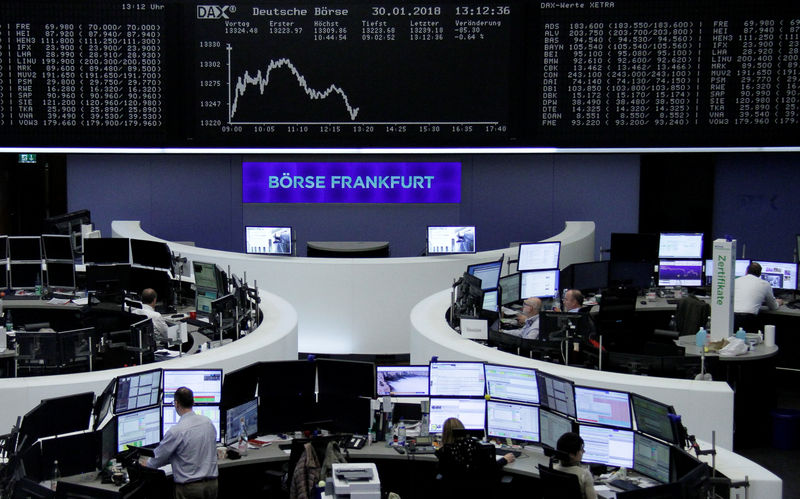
[571,260,610,292]
[130,239,173,269]
[610,233,659,262]
[114,368,162,414]
[163,369,223,405]
[0,264,6,290]
[45,262,76,289]
[485,364,539,404]
[658,233,703,259]
[428,398,486,434]
[579,424,634,468]
[426,226,476,254]
[224,399,258,445]
[657,260,703,287]
[20,392,94,445]
[467,260,503,290]
[536,371,576,418]
[0,235,7,259]
[42,234,73,261]
[608,261,654,289]
[58,327,93,366]
[499,273,521,305]
[8,236,42,261]
[83,238,131,265]
[753,260,798,290]
[630,393,679,444]
[517,242,560,271]
[538,311,592,340]
[705,259,750,285]
[316,358,375,399]
[211,293,238,325]
[482,289,498,312]
[429,361,486,397]
[163,405,220,442]
[634,432,672,483]
[520,270,559,299]
[245,226,293,255]
[539,408,574,449]
[94,379,116,431]
[130,317,155,353]
[575,386,632,429]
[487,401,540,443]
[195,288,218,317]
[376,365,429,397]
[9,263,43,289]
[193,261,223,291]
[117,406,161,452]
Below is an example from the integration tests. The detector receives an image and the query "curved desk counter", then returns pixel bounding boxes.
[112,220,595,355]
[0,291,298,431]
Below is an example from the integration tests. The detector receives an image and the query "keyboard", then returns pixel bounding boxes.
[409,446,436,455]
[495,448,522,458]
[2,294,40,301]
[609,479,641,491]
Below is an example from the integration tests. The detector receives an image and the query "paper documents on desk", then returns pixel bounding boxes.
[47,298,72,305]
[71,297,90,305]
[155,349,180,358]
[719,337,748,356]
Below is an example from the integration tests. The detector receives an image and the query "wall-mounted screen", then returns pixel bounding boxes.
[658,233,703,259]
[245,226,293,255]
[376,365,429,397]
[487,401,539,443]
[520,270,559,299]
[427,226,476,255]
[429,398,486,434]
[517,242,561,271]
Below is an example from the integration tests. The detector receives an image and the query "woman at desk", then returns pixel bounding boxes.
[435,417,515,472]
[554,432,597,499]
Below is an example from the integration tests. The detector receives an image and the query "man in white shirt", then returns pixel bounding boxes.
[734,262,782,315]
[503,297,541,340]
[132,288,170,346]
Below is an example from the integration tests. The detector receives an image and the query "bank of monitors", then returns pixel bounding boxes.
[114,368,162,414]
[579,424,634,468]
[574,386,632,429]
[427,226,476,254]
[467,259,502,291]
[163,405,220,442]
[517,242,560,271]
[539,408,574,449]
[520,270,559,299]
[163,369,223,405]
[657,260,703,287]
[487,401,540,443]
[753,260,798,290]
[42,234,74,261]
[224,399,258,445]
[245,226,293,255]
[429,361,485,397]
[131,239,173,269]
[83,238,131,265]
[499,272,521,305]
[117,406,161,452]
[536,371,576,418]
[658,233,703,259]
[428,398,486,434]
[376,365,429,397]
[8,236,42,261]
[485,364,539,404]
[634,433,673,484]
[630,394,678,444]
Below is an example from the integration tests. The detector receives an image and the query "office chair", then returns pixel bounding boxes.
[536,464,582,499]
[435,438,509,498]
[675,295,710,335]
[733,312,759,334]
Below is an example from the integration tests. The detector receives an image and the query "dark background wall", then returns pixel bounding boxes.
[64,152,798,261]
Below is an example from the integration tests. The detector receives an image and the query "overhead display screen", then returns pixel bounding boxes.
[2,0,800,149]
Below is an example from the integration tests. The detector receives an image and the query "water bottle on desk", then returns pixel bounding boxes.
[695,327,707,348]
[398,420,406,446]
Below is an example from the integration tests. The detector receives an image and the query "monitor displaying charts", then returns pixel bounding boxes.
[163,405,221,442]
[754,260,798,290]
[574,386,632,429]
[634,432,672,484]
[428,398,486,434]
[482,289,498,312]
[579,424,634,468]
[657,260,703,287]
[429,362,485,397]
[517,242,560,271]
[467,260,503,291]
[630,393,678,444]
[487,400,539,443]
[520,270,559,299]
[539,408,574,449]
[536,371,576,418]
[658,233,703,259]
[376,365,429,397]
[117,407,161,452]
[245,226,293,255]
[485,364,539,404]
[114,369,162,414]
[499,272,521,305]
[163,369,223,405]
[427,226,476,254]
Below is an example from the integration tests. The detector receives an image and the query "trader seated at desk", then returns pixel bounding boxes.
[554,432,597,499]
[502,297,541,340]
[130,288,170,347]
[734,262,782,330]
[560,289,586,313]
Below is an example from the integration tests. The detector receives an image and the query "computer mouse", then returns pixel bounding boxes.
[640,301,647,305]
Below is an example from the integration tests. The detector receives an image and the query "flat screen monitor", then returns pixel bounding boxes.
[429,361,485,397]
[20,392,94,445]
[193,261,220,290]
[705,259,750,285]
[571,260,610,292]
[0,264,6,289]
[8,236,42,261]
[130,239,173,269]
[224,399,258,445]
[485,364,539,404]
[754,260,798,290]
[610,233,659,263]
[117,406,161,452]
[196,288,218,317]
[579,424,634,468]
[427,226,476,254]
[487,401,540,443]
[58,327,93,365]
[520,270,559,299]
[245,226,293,255]
[42,234,73,261]
[536,371,576,418]
[0,235,6,259]
[539,408,574,449]
[499,273,521,305]
[630,393,678,444]
[482,289,498,312]
[221,363,260,410]
[467,260,503,290]
[517,242,561,271]
[46,262,76,289]
[428,397,486,434]
[658,233,703,259]
[657,260,703,287]
[608,261,654,289]
[163,369,223,405]
[94,379,116,431]
[83,238,131,265]
[163,405,220,442]
[114,368,162,414]
[634,432,672,484]
[317,358,375,399]
[130,318,155,353]
[376,365,429,397]
[539,311,593,340]
[575,386,632,429]
[9,263,43,289]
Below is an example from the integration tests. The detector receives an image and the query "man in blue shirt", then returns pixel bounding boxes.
[142,387,218,499]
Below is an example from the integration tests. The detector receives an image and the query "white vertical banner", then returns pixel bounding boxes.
[710,239,736,341]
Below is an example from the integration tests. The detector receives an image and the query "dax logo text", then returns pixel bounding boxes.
[197,5,234,19]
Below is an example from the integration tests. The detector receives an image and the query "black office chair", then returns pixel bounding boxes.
[675,295,710,335]
[733,312,759,334]
[435,438,509,498]
[536,464,582,499]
